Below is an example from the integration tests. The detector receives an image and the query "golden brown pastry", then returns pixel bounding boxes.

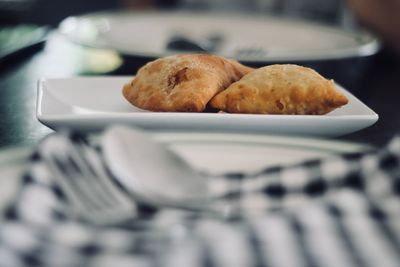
[122,54,253,112]
[210,64,348,115]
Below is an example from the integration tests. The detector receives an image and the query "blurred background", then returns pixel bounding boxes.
[1,0,399,76]
[1,0,399,75]
[0,0,352,26]
[0,0,399,38]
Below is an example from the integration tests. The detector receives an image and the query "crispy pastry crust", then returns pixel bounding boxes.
[122,54,253,112]
[210,64,349,115]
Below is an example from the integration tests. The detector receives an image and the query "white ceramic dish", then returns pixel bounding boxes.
[36,76,378,137]
[58,11,380,62]
[0,132,369,211]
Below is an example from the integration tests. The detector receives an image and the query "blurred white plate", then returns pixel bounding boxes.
[0,131,369,211]
[58,11,380,62]
[36,76,378,137]
[152,132,370,174]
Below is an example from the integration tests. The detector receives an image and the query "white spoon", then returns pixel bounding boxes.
[101,125,211,209]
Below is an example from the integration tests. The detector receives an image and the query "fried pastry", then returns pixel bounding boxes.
[122,54,253,112]
[210,64,348,115]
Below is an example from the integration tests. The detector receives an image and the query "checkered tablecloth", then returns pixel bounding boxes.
[0,131,399,267]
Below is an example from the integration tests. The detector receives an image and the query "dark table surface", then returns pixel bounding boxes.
[1,31,400,150]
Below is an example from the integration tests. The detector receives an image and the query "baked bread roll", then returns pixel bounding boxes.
[123,54,253,112]
[210,64,348,115]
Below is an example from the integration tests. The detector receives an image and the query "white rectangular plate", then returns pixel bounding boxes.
[37,76,378,137]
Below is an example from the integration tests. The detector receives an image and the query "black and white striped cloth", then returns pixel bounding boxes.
[0,132,399,267]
